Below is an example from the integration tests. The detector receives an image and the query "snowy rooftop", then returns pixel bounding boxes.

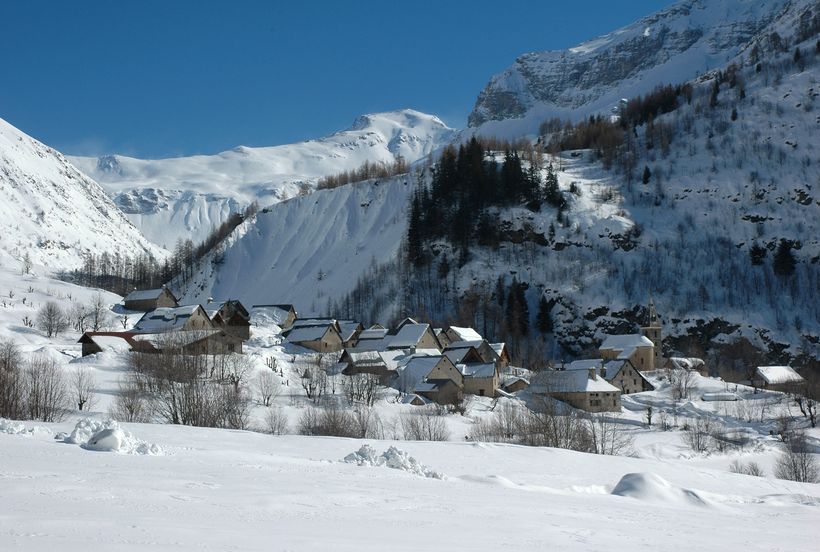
[447,326,483,342]
[338,321,362,341]
[286,325,331,343]
[358,328,388,340]
[458,363,496,379]
[123,288,168,302]
[133,305,202,333]
[531,370,619,394]
[756,366,804,385]
[86,335,134,352]
[388,323,431,349]
[600,334,654,351]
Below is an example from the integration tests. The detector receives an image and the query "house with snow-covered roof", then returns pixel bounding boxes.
[458,362,499,397]
[599,333,656,371]
[754,366,805,392]
[123,287,178,312]
[439,326,483,348]
[283,322,343,353]
[78,331,144,357]
[530,368,621,413]
[386,322,442,351]
[564,359,652,395]
[207,300,251,340]
[444,339,499,365]
[133,305,214,334]
[397,355,463,405]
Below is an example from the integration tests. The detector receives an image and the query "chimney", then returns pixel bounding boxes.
[588,368,597,380]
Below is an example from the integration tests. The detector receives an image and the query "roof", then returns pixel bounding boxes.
[78,332,138,352]
[566,359,605,372]
[252,303,295,312]
[345,350,388,368]
[447,326,483,341]
[133,305,203,333]
[251,305,294,326]
[388,323,432,349]
[131,330,221,348]
[398,356,446,391]
[123,288,172,302]
[338,321,363,341]
[401,393,428,405]
[359,328,388,340]
[286,325,332,343]
[668,357,705,371]
[459,363,496,378]
[445,340,484,350]
[530,369,620,394]
[490,342,507,357]
[599,334,654,360]
[756,366,804,385]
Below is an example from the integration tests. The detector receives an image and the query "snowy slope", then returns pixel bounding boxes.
[1,419,819,551]
[177,173,416,314]
[71,110,455,247]
[0,117,164,273]
[468,0,794,137]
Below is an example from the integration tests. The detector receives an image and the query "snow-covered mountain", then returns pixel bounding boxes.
[0,117,164,273]
[177,173,415,313]
[71,109,455,248]
[468,0,796,138]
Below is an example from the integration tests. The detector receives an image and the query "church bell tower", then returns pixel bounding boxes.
[640,297,663,370]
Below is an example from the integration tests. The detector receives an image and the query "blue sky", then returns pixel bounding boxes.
[1,1,670,158]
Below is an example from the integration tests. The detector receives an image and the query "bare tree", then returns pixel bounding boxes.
[670,369,697,401]
[400,406,450,441]
[24,355,69,422]
[37,301,68,338]
[0,338,25,419]
[88,293,110,332]
[519,397,589,451]
[255,370,280,407]
[21,252,32,275]
[343,373,380,407]
[262,407,289,435]
[774,432,819,483]
[584,413,635,455]
[681,416,715,453]
[729,460,764,477]
[300,357,328,403]
[108,375,151,422]
[69,302,91,333]
[71,367,98,412]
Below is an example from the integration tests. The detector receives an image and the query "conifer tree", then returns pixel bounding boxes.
[773,240,796,276]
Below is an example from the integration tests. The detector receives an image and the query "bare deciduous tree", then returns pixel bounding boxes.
[670,369,697,401]
[255,370,280,407]
[71,367,98,412]
[400,407,450,441]
[108,375,150,422]
[25,355,69,422]
[0,338,25,419]
[37,301,68,338]
[774,432,819,483]
[584,413,635,456]
[263,407,289,435]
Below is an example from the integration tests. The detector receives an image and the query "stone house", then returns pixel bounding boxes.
[338,321,364,349]
[490,342,511,368]
[386,322,442,352]
[459,362,499,397]
[208,300,251,340]
[338,350,395,385]
[530,368,621,413]
[123,287,178,312]
[134,329,244,355]
[445,340,500,365]
[439,326,483,348]
[398,355,464,405]
[133,305,215,333]
[565,359,653,395]
[502,376,529,393]
[78,331,140,357]
[284,323,344,353]
[754,366,805,393]
[599,334,656,371]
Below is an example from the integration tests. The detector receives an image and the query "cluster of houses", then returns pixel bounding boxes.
[78,290,808,414]
[283,317,511,405]
[78,287,252,357]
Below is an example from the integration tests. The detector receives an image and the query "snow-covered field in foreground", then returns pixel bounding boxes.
[2,420,819,551]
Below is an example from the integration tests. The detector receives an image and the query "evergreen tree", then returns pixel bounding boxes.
[536,295,553,333]
[407,191,424,266]
[773,240,797,276]
[749,242,767,266]
[642,165,652,184]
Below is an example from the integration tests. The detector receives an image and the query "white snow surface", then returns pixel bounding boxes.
[343,444,444,479]
[70,109,454,248]
[62,418,163,455]
[0,117,164,272]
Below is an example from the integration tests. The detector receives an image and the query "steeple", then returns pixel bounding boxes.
[640,296,663,370]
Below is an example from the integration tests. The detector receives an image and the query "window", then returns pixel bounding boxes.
[479,389,485,396]
[590,399,601,406]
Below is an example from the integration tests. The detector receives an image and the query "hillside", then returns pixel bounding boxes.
[0,117,164,273]
[70,110,455,248]
[468,0,798,138]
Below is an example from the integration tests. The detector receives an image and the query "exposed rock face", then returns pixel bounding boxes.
[468,0,792,133]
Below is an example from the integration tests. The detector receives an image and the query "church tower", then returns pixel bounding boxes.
[640,297,663,370]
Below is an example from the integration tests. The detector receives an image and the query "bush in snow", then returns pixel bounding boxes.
[729,460,764,477]
[24,355,70,422]
[298,404,358,438]
[262,407,289,435]
[774,432,819,483]
[400,407,450,442]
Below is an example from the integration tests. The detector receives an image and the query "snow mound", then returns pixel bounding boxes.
[63,418,163,455]
[343,445,443,479]
[611,473,709,507]
[0,418,52,437]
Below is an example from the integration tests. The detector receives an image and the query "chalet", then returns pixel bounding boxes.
[501,376,529,394]
[565,359,653,395]
[284,322,344,353]
[490,342,511,368]
[133,305,215,333]
[78,331,141,357]
[251,304,297,330]
[123,287,178,312]
[666,357,708,377]
[445,340,499,365]
[442,345,485,366]
[351,327,391,351]
[338,321,364,349]
[208,300,251,340]
[530,368,621,413]
[754,366,805,393]
[398,355,463,405]
[440,326,483,348]
[133,329,244,355]
[459,362,499,398]
[386,322,442,352]
[338,350,394,385]
[599,334,656,371]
